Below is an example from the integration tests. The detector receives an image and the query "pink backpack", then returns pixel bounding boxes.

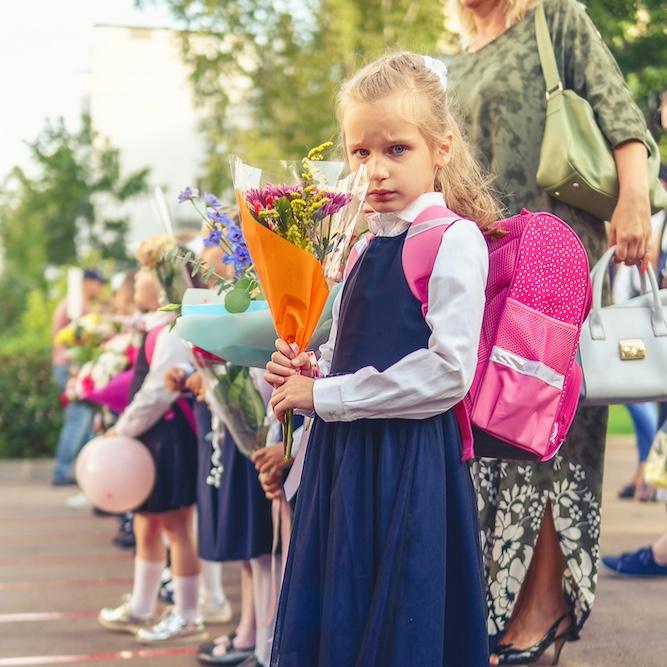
[348,206,591,462]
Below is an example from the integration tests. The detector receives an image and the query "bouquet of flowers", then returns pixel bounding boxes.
[54,313,119,367]
[190,346,269,462]
[231,142,368,459]
[163,190,270,458]
[65,332,140,407]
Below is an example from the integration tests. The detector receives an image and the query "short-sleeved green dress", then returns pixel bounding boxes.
[449,0,648,640]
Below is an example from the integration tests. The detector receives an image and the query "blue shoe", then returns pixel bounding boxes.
[602,547,667,576]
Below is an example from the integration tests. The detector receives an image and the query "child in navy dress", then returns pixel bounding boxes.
[98,267,202,644]
[265,52,502,666]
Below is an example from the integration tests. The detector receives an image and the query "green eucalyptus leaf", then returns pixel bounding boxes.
[235,277,254,291]
[191,259,203,277]
[224,288,251,313]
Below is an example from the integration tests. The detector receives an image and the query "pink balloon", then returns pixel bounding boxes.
[76,435,156,513]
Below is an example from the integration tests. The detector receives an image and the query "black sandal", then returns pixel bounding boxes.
[197,632,255,665]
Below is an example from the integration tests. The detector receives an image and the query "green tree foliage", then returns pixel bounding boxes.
[587,1,666,106]
[140,1,665,186]
[1,114,149,277]
[0,114,149,334]
[137,0,448,189]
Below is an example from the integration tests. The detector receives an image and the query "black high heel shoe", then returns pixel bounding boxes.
[492,611,577,665]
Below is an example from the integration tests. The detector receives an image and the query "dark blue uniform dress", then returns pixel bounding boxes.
[195,398,273,562]
[130,333,197,514]
[270,231,489,666]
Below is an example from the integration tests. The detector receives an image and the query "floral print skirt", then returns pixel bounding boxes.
[474,405,608,642]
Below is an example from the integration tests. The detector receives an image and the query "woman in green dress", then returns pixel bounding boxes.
[448,0,653,663]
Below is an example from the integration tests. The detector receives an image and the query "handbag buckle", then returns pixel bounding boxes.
[545,82,563,100]
[619,339,646,361]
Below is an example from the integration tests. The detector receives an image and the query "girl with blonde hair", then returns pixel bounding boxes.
[264,51,497,666]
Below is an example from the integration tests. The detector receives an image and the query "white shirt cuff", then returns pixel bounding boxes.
[313,375,348,421]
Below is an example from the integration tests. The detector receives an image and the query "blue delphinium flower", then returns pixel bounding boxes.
[204,193,222,209]
[223,245,252,272]
[227,224,244,244]
[207,210,229,225]
[177,186,199,203]
[204,228,223,247]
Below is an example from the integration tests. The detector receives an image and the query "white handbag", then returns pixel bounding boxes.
[578,246,667,405]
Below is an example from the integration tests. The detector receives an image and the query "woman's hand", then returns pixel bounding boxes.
[608,189,651,265]
[270,375,315,422]
[610,140,652,265]
[265,338,314,387]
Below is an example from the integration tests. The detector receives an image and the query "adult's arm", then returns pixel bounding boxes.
[549,0,651,264]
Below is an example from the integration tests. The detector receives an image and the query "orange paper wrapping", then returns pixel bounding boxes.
[237,194,330,352]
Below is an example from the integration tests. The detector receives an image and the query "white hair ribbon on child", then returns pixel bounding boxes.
[422,55,448,91]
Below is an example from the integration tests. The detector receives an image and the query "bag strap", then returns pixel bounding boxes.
[534,3,563,98]
[145,326,163,365]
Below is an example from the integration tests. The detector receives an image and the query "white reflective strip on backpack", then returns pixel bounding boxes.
[405,216,460,239]
[490,347,564,390]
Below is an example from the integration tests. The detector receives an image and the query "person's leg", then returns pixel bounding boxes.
[627,403,658,499]
[208,560,256,655]
[652,530,667,565]
[200,559,226,606]
[627,403,658,464]
[98,512,165,631]
[162,507,200,622]
[250,554,278,666]
[52,401,96,484]
[491,504,570,663]
[130,513,166,618]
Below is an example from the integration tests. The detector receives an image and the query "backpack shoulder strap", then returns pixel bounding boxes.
[344,232,376,280]
[403,206,463,316]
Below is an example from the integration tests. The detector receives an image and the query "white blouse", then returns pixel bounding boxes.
[115,312,191,438]
[312,192,488,422]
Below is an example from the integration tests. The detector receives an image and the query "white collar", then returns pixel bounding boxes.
[142,310,176,331]
[367,192,448,237]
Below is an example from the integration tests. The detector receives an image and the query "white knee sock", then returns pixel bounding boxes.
[199,559,226,606]
[129,558,165,619]
[250,554,279,666]
[173,574,200,623]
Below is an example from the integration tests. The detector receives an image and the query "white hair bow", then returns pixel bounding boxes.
[422,55,448,91]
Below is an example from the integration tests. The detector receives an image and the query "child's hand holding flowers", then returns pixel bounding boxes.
[266,338,316,421]
[265,338,317,387]
[270,375,315,423]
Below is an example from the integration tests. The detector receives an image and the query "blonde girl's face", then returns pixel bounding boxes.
[343,96,452,214]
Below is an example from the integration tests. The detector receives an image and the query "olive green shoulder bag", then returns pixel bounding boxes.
[535,2,667,221]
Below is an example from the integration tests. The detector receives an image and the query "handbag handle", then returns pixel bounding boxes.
[589,246,667,339]
[534,3,563,99]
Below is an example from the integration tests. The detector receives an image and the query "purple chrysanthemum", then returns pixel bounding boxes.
[320,192,353,217]
[246,184,303,212]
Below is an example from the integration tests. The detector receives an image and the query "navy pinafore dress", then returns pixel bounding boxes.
[130,333,198,514]
[198,411,274,562]
[270,231,489,666]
